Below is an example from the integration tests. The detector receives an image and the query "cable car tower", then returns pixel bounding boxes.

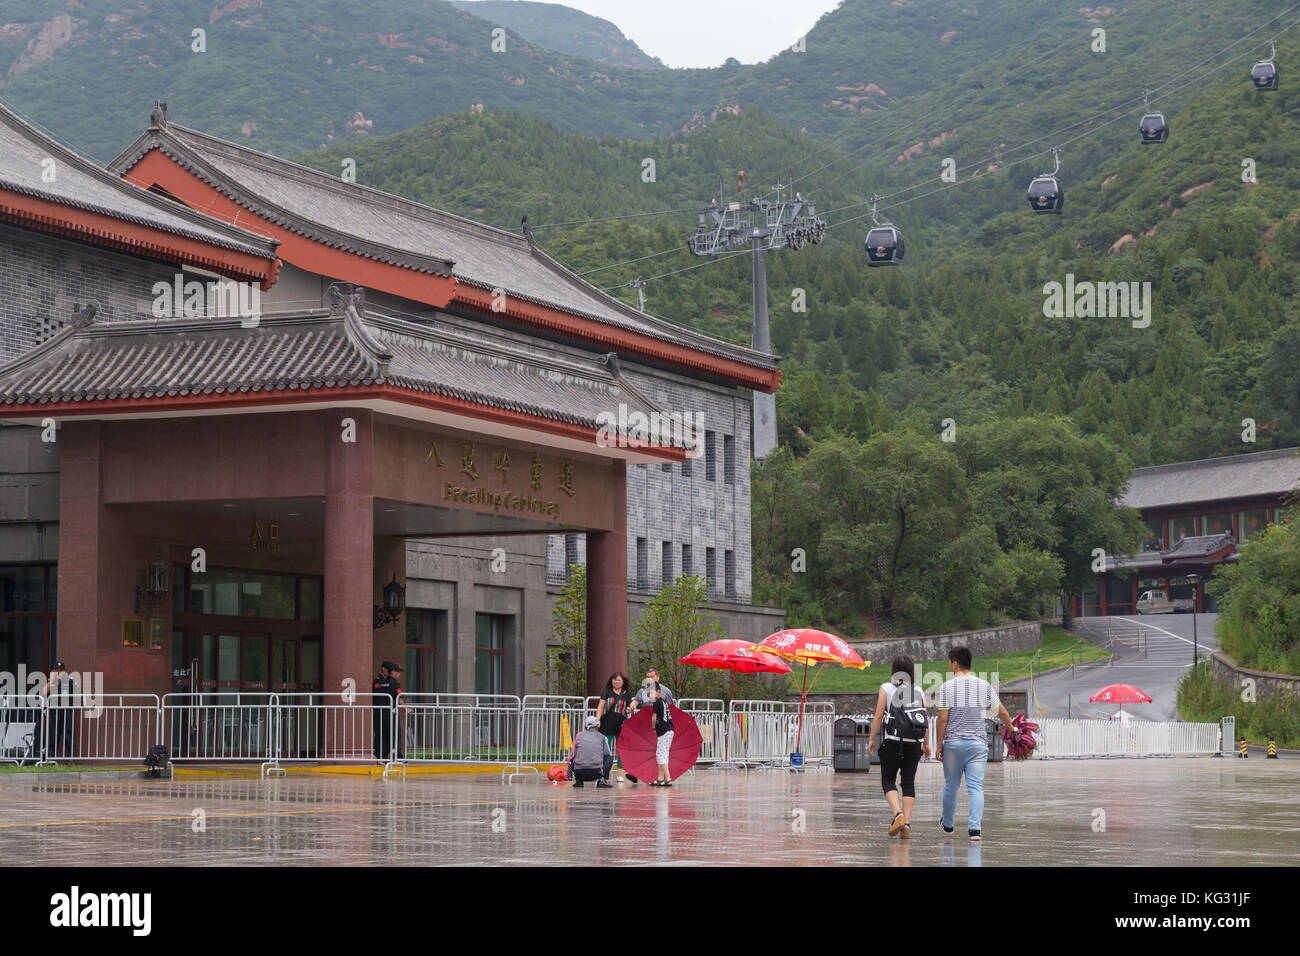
[688,176,826,461]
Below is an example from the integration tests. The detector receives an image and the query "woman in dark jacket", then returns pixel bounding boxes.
[595,672,632,771]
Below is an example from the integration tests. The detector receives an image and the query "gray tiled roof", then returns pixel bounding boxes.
[1160,533,1237,560]
[1107,533,1239,571]
[0,303,679,443]
[0,101,278,261]
[1122,447,1300,510]
[109,121,776,373]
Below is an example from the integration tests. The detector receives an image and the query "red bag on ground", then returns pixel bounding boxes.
[547,764,568,782]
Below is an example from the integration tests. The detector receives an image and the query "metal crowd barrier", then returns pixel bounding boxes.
[268,692,404,778]
[726,700,835,767]
[399,693,522,768]
[510,695,585,782]
[40,694,162,766]
[162,693,275,771]
[676,699,725,764]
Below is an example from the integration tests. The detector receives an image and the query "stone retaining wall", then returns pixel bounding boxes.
[1210,650,1300,699]
[848,620,1042,666]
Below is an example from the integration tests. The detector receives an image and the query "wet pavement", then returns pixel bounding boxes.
[1,758,1296,866]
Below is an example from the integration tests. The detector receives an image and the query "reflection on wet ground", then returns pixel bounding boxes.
[1,759,1295,866]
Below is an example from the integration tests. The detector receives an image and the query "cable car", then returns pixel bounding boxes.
[1027,175,1063,214]
[1252,41,1279,90]
[1027,148,1064,214]
[1251,59,1279,90]
[1139,112,1169,144]
[864,224,904,265]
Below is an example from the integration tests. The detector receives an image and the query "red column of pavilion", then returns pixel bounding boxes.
[586,459,628,695]
[322,409,376,707]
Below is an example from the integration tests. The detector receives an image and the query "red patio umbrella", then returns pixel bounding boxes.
[616,705,702,783]
[1089,684,1153,704]
[1089,683,1153,719]
[748,628,870,757]
[679,638,792,762]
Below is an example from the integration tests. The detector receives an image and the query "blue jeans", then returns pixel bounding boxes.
[941,737,988,831]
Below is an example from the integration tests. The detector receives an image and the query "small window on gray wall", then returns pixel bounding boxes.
[682,455,692,477]
[636,537,648,590]
[724,435,735,485]
[682,544,693,577]
[661,462,672,472]
[565,533,582,577]
[705,430,716,481]
[706,546,717,594]
[661,541,673,587]
[725,549,735,600]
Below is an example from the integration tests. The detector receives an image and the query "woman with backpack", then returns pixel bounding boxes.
[868,655,931,838]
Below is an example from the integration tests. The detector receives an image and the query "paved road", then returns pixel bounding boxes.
[1004,614,1219,721]
[0,759,1295,866]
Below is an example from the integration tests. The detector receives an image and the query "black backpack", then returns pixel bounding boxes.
[885,681,928,742]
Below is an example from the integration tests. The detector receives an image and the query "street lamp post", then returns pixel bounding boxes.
[1186,573,1200,665]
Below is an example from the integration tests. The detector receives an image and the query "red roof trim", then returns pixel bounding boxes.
[121,147,779,392]
[0,383,688,461]
[451,283,781,393]
[0,186,279,289]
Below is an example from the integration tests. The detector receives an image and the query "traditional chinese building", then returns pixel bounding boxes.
[0,101,784,701]
[1080,447,1299,617]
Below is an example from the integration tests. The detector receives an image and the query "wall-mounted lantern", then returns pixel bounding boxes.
[374,573,406,628]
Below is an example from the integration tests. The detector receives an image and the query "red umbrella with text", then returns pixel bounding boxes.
[747,629,870,760]
[616,705,703,783]
[1089,683,1153,720]
[679,638,792,762]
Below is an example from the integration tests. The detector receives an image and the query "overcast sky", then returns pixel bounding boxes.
[511,0,845,69]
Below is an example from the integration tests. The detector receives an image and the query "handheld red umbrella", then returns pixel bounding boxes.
[748,628,870,756]
[616,705,703,782]
[679,638,791,762]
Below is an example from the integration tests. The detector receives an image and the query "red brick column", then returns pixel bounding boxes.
[323,409,375,702]
[586,460,627,695]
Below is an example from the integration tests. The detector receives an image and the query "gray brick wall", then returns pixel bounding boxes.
[0,221,180,362]
[621,364,752,605]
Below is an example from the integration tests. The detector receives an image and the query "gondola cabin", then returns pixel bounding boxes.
[1139,112,1169,144]
[864,225,904,265]
[1251,59,1279,90]
[1027,175,1064,214]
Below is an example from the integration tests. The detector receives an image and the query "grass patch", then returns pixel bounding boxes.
[0,764,114,774]
[1177,660,1300,749]
[784,624,1108,694]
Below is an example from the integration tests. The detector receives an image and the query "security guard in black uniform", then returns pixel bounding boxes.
[372,662,402,761]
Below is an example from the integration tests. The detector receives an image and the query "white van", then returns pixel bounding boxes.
[1136,589,1194,614]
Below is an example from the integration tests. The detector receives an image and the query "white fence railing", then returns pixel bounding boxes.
[1036,718,1221,758]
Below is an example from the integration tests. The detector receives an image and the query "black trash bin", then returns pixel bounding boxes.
[855,718,876,769]
[833,717,857,772]
[985,718,1005,763]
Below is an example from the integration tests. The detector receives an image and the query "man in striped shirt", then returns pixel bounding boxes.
[935,646,1017,841]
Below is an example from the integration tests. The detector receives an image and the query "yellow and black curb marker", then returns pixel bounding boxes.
[1238,736,1249,758]
[1266,737,1278,759]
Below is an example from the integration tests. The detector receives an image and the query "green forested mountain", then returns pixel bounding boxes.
[0,0,1287,164]
[449,1,666,70]
[291,37,1299,633]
